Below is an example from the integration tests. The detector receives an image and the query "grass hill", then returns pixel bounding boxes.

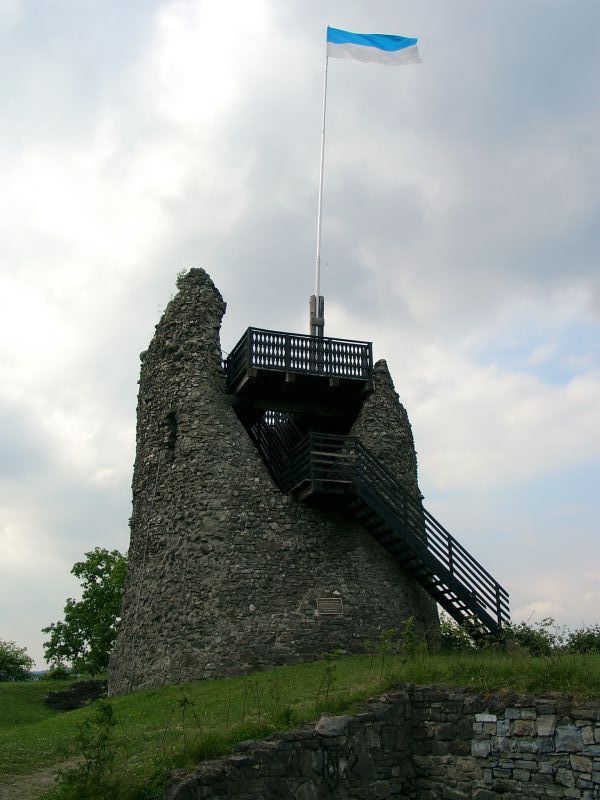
[1,651,599,799]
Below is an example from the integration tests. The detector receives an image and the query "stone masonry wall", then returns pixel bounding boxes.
[167,685,600,799]
[109,269,437,695]
[350,360,420,500]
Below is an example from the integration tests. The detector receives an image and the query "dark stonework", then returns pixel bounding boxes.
[166,686,600,799]
[350,359,421,499]
[44,680,107,711]
[108,268,438,695]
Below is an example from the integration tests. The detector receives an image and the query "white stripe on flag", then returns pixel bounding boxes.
[327,40,420,65]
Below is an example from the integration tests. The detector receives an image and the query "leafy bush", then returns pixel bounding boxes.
[438,613,477,652]
[504,617,562,656]
[46,663,72,681]
[565,624,600,654]
[0,639,33,681]
[175,269,189,289]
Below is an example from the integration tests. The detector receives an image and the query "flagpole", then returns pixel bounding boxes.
[310,32,328,337]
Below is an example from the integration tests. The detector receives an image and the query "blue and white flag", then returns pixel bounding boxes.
[327,26,420,65]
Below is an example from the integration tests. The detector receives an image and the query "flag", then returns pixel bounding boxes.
[326,26,420,65]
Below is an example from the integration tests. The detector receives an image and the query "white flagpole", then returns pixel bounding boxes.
[310,33,328,337]
[315,44,329,298]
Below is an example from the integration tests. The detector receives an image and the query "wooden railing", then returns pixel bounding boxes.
[248,412,303,485]
[278,432,510,634]
[226,328,373,388]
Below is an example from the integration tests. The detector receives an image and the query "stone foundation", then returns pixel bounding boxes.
[167,684,600,799]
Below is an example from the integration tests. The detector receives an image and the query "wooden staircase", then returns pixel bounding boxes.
[249,423,510,638]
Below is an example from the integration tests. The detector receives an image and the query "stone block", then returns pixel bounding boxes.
[570,754,593,773]
[556,767,576,787]
[316,716,351,737]
[475,714,498,723]
[580,727,595,745]
[512,719,536,736]
[556,725,585,752]
[515,758,537,770]
[448,740,471,756]
[490,735,510,753]
[472,740,491,758]
[573,709,600,721]
[520,707,537,719]
[537,714,557,736]
[492,768,512,779]
[504,707,521,720]
[537,704,557,715]
[434,722,458,740]
[430,740,449,755]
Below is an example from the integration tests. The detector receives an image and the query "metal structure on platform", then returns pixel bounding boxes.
[226,327,373,418]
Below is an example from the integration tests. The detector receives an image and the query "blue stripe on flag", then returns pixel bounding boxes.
[327,26,417,52]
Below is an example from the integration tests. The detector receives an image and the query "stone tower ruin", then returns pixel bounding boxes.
[109,268,508,694]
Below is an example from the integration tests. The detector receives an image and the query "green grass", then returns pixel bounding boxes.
[0,681,64,730]
[1,652,599,799]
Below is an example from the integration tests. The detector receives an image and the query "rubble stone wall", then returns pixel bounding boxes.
[108,269,437,695]
[167,685,600,799]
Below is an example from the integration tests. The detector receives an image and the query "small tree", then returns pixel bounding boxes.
[42,548,127,675]
[0,639,34,681]
[504,617,562,656]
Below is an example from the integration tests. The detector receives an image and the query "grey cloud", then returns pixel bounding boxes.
[0,404,52,478]
[1,0,599,669]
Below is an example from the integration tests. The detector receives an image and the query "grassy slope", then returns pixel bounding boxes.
[1,653,599,790]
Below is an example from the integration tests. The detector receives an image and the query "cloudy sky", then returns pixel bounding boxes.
[1,0,599,668]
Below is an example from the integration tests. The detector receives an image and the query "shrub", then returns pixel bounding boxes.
[438,613,477,652]
[565,624,600,654]
[53,700,118,799]
[504,617,562,656]
[0,639,34,681]
[46,663,72,681]
[175,269,189,289]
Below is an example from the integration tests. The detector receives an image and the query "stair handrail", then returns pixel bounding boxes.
[357,439,509,625]
[283,432,509,629]
[354,440,508,606]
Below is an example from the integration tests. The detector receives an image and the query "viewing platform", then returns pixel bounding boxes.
[225,328,374,418]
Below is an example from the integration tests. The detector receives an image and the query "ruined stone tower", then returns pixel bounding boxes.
[109,268,507,695]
